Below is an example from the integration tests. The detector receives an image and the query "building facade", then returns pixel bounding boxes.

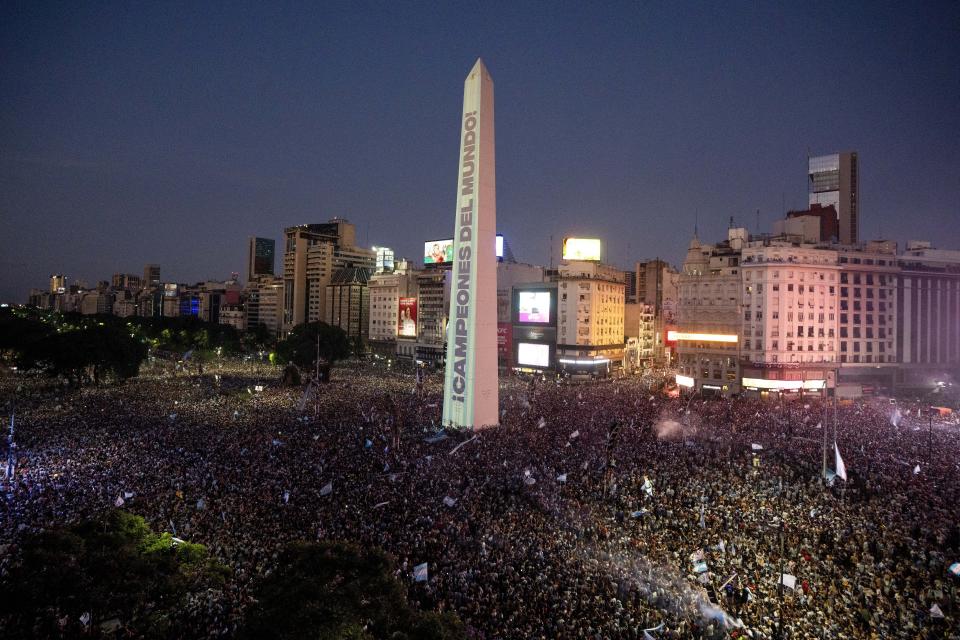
[555,260,625,376]
[247,237,276,282]
[809,152,859,245]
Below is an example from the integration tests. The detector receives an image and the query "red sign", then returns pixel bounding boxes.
[497,323,512,363]
[398,297,417,338]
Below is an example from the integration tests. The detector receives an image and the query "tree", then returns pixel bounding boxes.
[17,323,147,385]
[0,510,230,638]
[0,307,54,361]
[241,541,464,640]
[276,322,351,369]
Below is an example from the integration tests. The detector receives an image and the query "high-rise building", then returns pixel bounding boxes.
[245,276,284,338]
[49,274,66,294]
[809,152,859,245]
[143,264,161,288]
[112,273,142,291]
[247,237,276,282]
[325,267,372,343]
[281,219,375,334]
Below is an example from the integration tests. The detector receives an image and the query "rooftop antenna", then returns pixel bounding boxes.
[549,234,554,269]
[729,215,734,230]
[756,209,760,234]
[694,210,699,238]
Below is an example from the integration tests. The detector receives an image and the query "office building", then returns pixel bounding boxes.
[809,152,859,245]
[247,237,276,282]
[245,276,284,338]
[325,266,372,343]
[281,218,375,334]
[49,274,66,294]
[112,273,142,291]
[143,264,161,288]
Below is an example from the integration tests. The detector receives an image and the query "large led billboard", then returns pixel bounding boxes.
[562,237,602,261]
[517,342,550,368]
[517,290,551,324]
[424,239,455,265]
[425,235,504,264]
[398,297,417,338]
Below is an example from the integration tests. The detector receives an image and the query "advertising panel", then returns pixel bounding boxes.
[562,237,602,261]
[397,297,417,338]
[517,342,550,368]
[517,290,551,324]
[424,239,455,265]
[425,235,504,265]
[497,323,512,362]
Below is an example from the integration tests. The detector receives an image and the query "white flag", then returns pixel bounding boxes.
[781,573,797,590]
[914,464,921,475]
[320,482,333,496]
[538,417,546,429]
[930,603,944,618]
[413,562,428,582]
[751,443,763,451]
[114,495,125,508]
[123,491,135,499]
[443,496,457,508]
[283,490,290,504]
[834,443,847,481]
[569,430,580,440]
[80,612,91,626]
[556,473,567,483]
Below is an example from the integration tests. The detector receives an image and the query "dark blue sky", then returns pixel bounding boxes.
[2,1,958,302]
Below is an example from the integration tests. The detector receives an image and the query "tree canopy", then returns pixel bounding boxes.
[241,541,465,640]
[0,510,230,638]
[276,321,351,369]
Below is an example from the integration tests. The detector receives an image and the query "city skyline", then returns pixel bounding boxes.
[2,2,959,302]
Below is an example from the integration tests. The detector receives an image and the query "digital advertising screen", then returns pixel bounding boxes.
[424,239,455,265]
[496,234,504,258]
[517,290,552,324]
[562,237,602,261]
[397,297,417,337]
[517,342,550,368]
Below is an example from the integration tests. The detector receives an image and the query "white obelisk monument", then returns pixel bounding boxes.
[442,58,499,430]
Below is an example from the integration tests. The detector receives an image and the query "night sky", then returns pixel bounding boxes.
[1,1,958,302]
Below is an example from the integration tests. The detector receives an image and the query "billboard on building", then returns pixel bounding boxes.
[497,322,512,362]
[517,342,550,368]
[163,283,178,298]
[424,239,455,265]
[398,297,417,337]
[517,290,551,324]
[562,237,602,261]
[425,235,504,265]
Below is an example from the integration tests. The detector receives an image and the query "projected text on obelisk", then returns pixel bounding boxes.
[442,59,498,430]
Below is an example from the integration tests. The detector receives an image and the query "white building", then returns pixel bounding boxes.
[555,260,625,376]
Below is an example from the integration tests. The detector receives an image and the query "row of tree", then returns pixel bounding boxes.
[0,511,463,639]
[1,307,359,385]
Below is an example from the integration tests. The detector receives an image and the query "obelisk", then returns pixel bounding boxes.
[442,58,499,430]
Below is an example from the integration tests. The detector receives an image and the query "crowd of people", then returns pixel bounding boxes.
[1,360,958,638]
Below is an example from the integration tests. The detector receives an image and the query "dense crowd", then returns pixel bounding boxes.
[1,361,959,639]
